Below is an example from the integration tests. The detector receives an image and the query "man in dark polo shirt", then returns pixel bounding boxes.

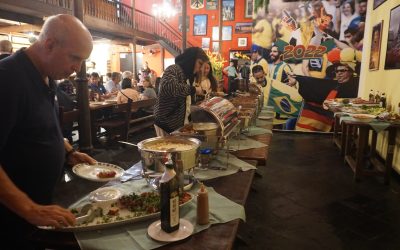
[0,14,96,248]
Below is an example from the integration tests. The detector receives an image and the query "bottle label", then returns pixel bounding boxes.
[170,195,179,227]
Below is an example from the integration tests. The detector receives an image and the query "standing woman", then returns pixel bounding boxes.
[195,61,218,101]
[154,47,208,136]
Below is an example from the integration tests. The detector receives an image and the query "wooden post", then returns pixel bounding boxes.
[73,0,93,152]
[131,0,137,78]
[182,0,187,52]
[218,0,223,53]
[161,47,165,72]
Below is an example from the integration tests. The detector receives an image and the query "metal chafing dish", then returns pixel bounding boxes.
[172,97,241,154]
[230,96,259,130]
[137,136,201,190]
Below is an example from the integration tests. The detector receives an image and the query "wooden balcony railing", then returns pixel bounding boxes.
[37,0,73,9]
[12,0,186,54]
[84,0,133,28]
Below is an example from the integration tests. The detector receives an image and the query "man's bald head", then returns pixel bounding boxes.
[38,14,92,46]
[26,14,93,80]
[0,40,12,54]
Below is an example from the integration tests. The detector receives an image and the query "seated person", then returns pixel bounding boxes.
[88,72,112,100]
[140,77,157,114]
[56,83,76,142]
[117,78,140,104]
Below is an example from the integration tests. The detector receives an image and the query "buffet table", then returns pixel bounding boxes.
[28,169,255,249]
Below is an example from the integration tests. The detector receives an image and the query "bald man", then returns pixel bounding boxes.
[0,14,96,248]
[0,40,12,60]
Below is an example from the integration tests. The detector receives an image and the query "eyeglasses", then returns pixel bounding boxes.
[335,69,349,73]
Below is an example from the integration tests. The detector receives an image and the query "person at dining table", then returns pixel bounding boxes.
[89,72,112,100]
[116,78,140,104]
[154,47,208,136]
[0,14,97,249]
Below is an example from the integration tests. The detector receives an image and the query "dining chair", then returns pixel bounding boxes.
[95,99,132,146]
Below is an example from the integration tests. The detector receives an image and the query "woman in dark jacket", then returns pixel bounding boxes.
[154,47,208,135]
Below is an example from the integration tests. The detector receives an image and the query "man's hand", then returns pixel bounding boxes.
[67,151,97,166]
[24,203,76,228]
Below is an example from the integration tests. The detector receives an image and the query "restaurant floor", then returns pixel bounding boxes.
[54,129,400,250]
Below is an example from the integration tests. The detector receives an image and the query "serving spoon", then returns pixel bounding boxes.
[118,141,138,147]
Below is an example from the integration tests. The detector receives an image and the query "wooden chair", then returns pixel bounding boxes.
[59,106,79,144]
[95,99,132,144]
[128,98,156,135]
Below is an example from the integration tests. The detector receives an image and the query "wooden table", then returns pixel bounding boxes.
[233,133,271,166]
[28,170,255,249]
[342,119,399,184]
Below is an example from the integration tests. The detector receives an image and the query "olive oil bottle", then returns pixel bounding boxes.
[160,161,180,233]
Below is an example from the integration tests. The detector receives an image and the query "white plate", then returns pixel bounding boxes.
[89,187,122,202]
[350,113,376,122]
[72,162,124,182]
[147,218,193,242]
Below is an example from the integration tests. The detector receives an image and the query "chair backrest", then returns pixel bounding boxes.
[132,98,156,110]
[59,106,79,127]
[110,99,132,119]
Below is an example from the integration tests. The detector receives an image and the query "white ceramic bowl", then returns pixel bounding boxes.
[89,187,122,205]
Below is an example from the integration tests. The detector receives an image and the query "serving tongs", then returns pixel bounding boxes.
[75,204,102,225]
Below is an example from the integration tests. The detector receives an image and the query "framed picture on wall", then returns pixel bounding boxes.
[212,26,219,41]
[202,37,210,50]
[373,0,386,10]
[384,5,400,70]
[369,21,383,71]
[238,38,247,47]
[212,42,219,53]
[191,0,204,9]
[235,22,252,34]
[206,0,218,10]
[179,16,190,32]
[222,0,235,21]
[222,26,232,41]
[193,15,207,36]
[245,0,253,18]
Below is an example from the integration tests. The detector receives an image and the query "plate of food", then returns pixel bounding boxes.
[72,162,124,182]
[350,113,377,122]
[40,191,193,232]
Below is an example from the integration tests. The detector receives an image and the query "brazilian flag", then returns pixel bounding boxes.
[267,79,303,117]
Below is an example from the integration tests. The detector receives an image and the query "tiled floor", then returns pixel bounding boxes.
[54,129,400,250]
[235,132,400,250]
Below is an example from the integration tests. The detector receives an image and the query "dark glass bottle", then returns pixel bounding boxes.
[380,93,386,108]
[160,162,180,233]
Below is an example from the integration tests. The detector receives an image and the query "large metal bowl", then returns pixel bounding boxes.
[137,136,201,190]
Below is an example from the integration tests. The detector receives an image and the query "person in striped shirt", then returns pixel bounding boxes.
[154,47,208,136]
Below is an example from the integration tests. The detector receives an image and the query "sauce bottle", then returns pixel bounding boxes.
[196,183,209,225]
[160,160,180,233]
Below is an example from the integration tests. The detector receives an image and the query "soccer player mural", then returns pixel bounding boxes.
[251,0,366,131]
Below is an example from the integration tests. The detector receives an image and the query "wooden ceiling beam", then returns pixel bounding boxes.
[0,24,41,34]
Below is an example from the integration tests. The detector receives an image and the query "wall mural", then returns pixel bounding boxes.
[251,0,367,132]
[384,5,400,70]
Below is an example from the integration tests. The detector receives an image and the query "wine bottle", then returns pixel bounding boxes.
[380,93,386,109]
[160,161,180,233]
[369,89,374,102]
